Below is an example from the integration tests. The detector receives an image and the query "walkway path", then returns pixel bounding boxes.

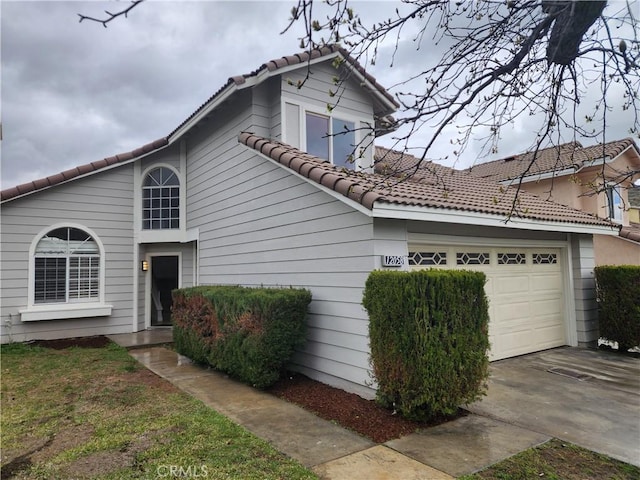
[125,345,549,479]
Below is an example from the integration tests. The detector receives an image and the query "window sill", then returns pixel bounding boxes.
[19,304,113,322]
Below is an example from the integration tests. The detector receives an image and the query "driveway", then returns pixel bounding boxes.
[466,347,640,467]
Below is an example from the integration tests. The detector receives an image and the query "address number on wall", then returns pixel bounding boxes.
[382,255,404,267]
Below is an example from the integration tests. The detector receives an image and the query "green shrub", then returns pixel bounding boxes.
[594,265,640,351]
[363,269,490,421]
[172,286,311,388]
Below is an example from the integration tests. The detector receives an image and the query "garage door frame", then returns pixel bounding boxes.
[407,233,578,353]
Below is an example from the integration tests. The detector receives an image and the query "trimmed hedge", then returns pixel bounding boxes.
[172,286,311,388]
[363,269,490,421]
[594,265,640,351]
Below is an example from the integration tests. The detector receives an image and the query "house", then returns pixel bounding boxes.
[0,46,618,398]
[468,140,640,266]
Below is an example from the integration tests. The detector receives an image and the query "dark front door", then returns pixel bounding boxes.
[150,256,178,326]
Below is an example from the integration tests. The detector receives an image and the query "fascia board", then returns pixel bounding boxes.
[271,51,398,113]
[168,84,238,142]
[372,203,618,236]
[500,166,577,185]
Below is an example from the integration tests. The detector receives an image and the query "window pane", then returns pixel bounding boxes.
[143,167,180,230]
[332,119,356,169]
[35,257,67,303]
[306,113,330,160]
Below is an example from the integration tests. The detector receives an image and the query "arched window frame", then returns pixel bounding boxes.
[141,165,181,230]
[27,223,107,308]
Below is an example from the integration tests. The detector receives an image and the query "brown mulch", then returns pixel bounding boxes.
[29,336,112,349]
[267,372,464,443]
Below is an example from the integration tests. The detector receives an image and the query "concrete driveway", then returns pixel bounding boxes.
[466,347,640,467]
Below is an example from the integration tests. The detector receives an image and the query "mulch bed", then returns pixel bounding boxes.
[266,372,464,443]
[29,336,112,349]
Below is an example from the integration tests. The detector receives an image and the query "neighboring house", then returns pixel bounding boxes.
[468,140,640,266]
[0,46,618,398]
[628,185,640,224]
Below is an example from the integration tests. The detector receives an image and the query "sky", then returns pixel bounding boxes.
[1,0,637,190]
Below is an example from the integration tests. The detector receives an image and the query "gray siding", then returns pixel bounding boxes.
[282,62,374,119]
[570,234,599,345]
[0,165,136,343]
[185,91,378,395]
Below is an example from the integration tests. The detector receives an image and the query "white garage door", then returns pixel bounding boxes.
[408,245,566,361]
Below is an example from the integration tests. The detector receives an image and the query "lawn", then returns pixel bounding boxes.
[1,342,316,479]
[460,438,639,480]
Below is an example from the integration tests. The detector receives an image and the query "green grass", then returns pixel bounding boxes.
[1,342,316,479]
[459,438,640,480]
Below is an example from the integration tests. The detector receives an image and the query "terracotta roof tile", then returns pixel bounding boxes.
[468,138,640,182]
[240,133,613,228]
[168,45,398,139]
[620,223,640,243]
[1,137,169,202]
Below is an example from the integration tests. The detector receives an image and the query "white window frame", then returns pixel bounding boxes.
[605,184,624,223]
[21,223,111,322]
[142,165,181,231]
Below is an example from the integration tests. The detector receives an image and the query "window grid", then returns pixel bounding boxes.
[142,168,180,230]
[457,252,490,265]
[34,227,100,304]
[497,253,526,265]
[34,257,67,303]
[69,257,100,300]
[408,252,447,266]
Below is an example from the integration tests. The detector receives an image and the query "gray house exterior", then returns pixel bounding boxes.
[0,46,616,397]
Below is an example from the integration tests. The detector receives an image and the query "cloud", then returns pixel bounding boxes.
[1,1,637,189]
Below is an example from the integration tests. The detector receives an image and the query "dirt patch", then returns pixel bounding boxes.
[267,372,464,443]
[29,336,112,349]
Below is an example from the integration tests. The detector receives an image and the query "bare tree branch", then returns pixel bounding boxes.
[78,0,144,28]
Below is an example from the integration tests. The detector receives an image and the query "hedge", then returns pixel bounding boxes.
[172,286,311,388]
[363,269,490,421]
[594,265,640,351]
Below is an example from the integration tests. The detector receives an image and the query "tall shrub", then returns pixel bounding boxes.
[173,286,311,388]
[363,269,489,421]
[594,265,640,351]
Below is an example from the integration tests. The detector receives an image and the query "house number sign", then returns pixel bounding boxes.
[382,255,404,267]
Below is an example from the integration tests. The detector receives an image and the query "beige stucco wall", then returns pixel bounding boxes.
[518,149,639,225]
[629,207,640,224]
[594,234,640,266]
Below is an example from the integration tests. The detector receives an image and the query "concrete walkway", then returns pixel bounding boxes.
[111,332,640,477]
[126,346,550,479]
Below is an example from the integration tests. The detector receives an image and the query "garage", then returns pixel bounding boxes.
[408,244,567,361]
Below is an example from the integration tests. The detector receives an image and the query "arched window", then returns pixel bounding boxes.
[143,167,180,230]
[34,227,100,304]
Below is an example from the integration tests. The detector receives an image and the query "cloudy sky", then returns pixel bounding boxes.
[1,0,637,189]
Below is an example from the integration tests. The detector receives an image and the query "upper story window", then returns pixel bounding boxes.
[143,167,180,230]
[34,227,100,304]
[605,184,623,223]
[306,112,356,169]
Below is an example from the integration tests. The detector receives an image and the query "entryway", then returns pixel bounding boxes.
[149,255,179,326]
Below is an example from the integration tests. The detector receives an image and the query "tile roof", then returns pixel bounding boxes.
[2,45,396,203]
[1,138,169,202]
[620,223,640,243]
[468,138,640,182]
[239,132,613,228]
[168,44,398,139]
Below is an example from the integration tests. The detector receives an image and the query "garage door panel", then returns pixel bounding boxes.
[493,275,530,294]
[531,274,562,292]
[409,244,566,361]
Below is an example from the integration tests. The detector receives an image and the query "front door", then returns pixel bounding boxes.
[150,256,179,326]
